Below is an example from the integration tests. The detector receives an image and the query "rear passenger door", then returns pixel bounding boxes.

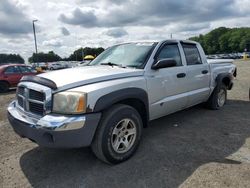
[3,66,22,86]
[19,66,37,76]
[181,43,210,106]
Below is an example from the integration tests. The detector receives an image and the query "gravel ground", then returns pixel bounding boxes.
[0,60,250,188]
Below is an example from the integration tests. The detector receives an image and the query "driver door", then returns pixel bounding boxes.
[146,43,188,120]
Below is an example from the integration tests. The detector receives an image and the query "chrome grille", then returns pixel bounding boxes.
[17,96,24,107]
[16,83,51,116]
[17,86,25,95]
[29,102,44,115]
[29,89,45,101]
[17,86,25,110]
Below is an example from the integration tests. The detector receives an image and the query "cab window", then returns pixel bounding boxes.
[182,44,202,65]
[19,66,35,73]
[156,44,182,66]
[4,66,21,74]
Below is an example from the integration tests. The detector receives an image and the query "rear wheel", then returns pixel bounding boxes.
[0,82,9,93]
[91,104,142,164]
[206,84,227,110]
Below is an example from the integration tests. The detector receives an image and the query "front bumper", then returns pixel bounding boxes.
[7,101,101,148]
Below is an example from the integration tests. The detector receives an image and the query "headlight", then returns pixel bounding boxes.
[53,91,87,114]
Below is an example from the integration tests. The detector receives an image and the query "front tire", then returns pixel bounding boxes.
[91,104,143,164]
[0,82,9,93]
[206,84,227,110]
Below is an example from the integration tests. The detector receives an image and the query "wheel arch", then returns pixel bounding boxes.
[0,80,10,87]
[93,88,149,128]
[216,73,233,90]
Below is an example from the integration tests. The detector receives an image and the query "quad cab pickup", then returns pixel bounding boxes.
[8,40,236,164]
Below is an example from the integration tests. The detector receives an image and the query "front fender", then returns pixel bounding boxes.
[94,88,148,110]
[93,88,149,127]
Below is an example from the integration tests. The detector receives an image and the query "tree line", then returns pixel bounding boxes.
[0,47,104,65]
[28,47,105,63]
[0,54,24,64]
[189,27,250,54]
[1,27,250,64]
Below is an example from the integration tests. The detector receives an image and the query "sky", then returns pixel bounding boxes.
[0,0,250,62]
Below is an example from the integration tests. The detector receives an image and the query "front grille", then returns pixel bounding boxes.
[29,102,44,115]
[17,96,24,107]
[29,89,45,101]
[17,86,25,95]
[17,86,46,116]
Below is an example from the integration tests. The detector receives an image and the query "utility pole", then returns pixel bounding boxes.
[170,33,173,39]
[32,20,38,54]
[32,20,38,65]
[75,33,77,61]
[82,48,84,61]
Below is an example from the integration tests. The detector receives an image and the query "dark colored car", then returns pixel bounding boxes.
[0,64,39,92]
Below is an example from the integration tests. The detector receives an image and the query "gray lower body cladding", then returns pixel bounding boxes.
[8,112,101,148]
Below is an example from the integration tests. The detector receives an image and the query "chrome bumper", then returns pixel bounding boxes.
[7,101,101,148]
[8,101,86,131]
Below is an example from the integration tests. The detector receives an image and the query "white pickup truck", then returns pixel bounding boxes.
[8,40,236,164]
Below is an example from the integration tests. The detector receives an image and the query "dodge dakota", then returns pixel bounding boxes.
[8,40,236,164]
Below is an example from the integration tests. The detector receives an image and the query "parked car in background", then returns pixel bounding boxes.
[47,63,64,70]
[207,53,242,59]
[60,61,71,69]
[244,52,250,58]
[68,61,79,68]
[0,64,38,92]
[37,62,48,70]
[207,55,220,59]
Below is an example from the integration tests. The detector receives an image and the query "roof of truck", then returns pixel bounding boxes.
[114,39,198,46]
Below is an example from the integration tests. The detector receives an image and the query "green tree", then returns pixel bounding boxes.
[189,27,250,54]
[65,47,105,61]
[0,54,24,64]
[28,51,61,63]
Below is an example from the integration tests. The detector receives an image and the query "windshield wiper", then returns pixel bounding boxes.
[100,62,124,67]
[126,65,138,68]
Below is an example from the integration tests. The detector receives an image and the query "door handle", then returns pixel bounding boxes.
[202,70,208,74]
[177,73,186,78]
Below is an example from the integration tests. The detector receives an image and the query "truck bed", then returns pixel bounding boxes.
[207,59,234,64]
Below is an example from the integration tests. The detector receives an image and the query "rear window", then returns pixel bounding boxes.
[182,44,202,65]
[19,66,36,73]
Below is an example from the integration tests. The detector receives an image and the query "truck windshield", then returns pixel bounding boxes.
[89,42,157,68]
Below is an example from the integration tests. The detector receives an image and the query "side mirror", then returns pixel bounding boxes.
[152,58,177,70]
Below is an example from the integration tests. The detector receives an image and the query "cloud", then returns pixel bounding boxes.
[76,0,126,5]
[0,0,31,35]
[1,0,250,63]
[58,0,244,30]
[61,27,70,36]
[105,28,128,38]
[42,39,63,47]
[58,8,98,27]
[170,23,211,33]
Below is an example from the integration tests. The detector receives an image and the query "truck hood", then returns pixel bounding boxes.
[38,65,144,90]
